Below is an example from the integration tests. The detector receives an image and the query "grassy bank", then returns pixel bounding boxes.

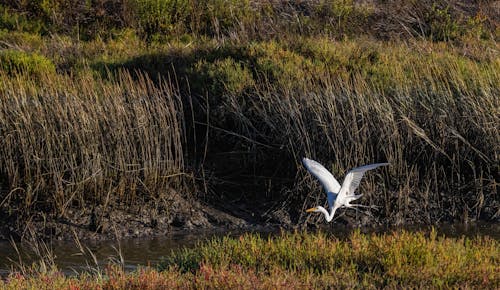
[1,230,499,289]
[0,1,499,237]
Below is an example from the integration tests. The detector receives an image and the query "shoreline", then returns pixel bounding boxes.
[2,196,498,242]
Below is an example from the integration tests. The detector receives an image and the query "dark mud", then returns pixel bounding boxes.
[0,194,370,242]
[0,194,256,242]
[1,188,497,242]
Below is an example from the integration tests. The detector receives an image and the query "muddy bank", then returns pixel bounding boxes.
[2,182,498,242]
[0,194,375,242]
[1,187,498,242]
[0,194,256,241]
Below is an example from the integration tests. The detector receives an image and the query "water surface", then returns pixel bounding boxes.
[0,229,237,276]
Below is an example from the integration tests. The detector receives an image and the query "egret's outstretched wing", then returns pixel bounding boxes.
[303,158,341,207]
[345,194,363,204]
[337,163,389,201]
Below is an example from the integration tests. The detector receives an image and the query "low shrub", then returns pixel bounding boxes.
[190,57,254,97]
[0,4,47,34]
[0,49,55,77]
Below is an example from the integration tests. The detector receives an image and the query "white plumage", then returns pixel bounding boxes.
[303,158,389,222]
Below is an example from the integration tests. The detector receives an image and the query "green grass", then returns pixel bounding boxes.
[1,230,498,289]
[0,50,55,77]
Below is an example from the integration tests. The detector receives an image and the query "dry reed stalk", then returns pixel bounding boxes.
[0,70,188,217]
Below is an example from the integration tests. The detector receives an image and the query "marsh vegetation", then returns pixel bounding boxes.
[0,0,498,239]
[0,0,499,287]
[1,230,499,289]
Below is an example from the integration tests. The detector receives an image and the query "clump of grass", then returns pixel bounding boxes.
[0,4,47,34]
[190,57,255,97]
[0,49,55,78]
[0,70,188,219]
[0,31,45,50]
[1,230,498,289]
[0,34,497,227]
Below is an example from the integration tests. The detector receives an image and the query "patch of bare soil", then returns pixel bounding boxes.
[0,194,251,242]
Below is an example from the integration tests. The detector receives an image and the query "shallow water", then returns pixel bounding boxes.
[0,228,259,276]
[0,222,498,276]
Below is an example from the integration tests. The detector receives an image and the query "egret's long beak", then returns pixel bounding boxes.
[305,207,316,213]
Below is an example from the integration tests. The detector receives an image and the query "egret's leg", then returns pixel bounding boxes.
[348,204,370,208]
[349,204,380,209]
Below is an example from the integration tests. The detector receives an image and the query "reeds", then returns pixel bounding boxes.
[169,39,499,224]
[0,71,187,218]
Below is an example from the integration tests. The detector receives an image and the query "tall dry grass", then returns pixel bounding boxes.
[194,40,499,224]
[0,71,187,218]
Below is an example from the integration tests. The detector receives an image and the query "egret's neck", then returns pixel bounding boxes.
[317,206,338,222]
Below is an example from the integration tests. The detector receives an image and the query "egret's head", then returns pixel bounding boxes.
[306,206,320,213]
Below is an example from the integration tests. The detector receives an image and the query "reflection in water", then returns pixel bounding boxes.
[0,223,498,276]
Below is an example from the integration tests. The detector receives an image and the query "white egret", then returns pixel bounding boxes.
[302,158,389,222]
